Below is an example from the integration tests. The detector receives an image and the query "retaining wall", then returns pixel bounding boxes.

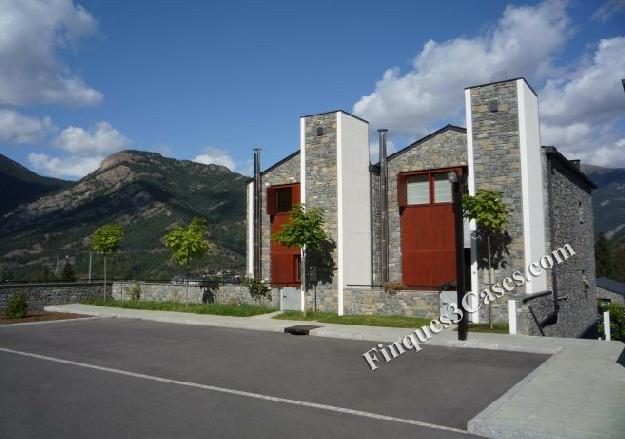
[0,282,108,310]
[343,288,440,318]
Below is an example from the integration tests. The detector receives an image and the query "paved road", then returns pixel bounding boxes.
[0,318,548,438]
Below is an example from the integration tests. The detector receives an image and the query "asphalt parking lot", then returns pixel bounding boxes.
[0,318,548,438]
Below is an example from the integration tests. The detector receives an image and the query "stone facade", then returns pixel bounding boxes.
[469,80,527,294]
[112,281,281,308]
[257,151,300,285]
[303,113,339,312]
[0,282,108,310]
[596,287,625,307]
[343,288,439,318]
[385,126,468,284]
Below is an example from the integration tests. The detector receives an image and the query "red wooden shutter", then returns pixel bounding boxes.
[267,187,276,215]
[397,173,407,207]
[292,183,301,206]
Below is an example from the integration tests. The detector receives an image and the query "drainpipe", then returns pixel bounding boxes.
[378,129,389,284]
[253,148,262,278]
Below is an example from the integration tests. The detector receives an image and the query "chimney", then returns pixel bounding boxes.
[378,129,389,284]
[570,159,581,170]
[253,148,262,278]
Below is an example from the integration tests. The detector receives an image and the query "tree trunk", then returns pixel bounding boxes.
[103,255,107,302]
[487,234,493,329]
[186,262,190,304]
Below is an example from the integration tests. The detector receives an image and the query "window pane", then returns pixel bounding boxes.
[276,187,292,212]
[434,173,452,203]
[406,175,429,205]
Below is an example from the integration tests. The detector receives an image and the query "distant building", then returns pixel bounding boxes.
[246,78,598,337]
[596,277,625,308]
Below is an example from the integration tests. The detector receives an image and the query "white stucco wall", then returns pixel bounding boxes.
[337,112,372,316]
[517,79,548,293]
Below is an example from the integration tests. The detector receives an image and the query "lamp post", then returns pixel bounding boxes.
[448,171,468,341]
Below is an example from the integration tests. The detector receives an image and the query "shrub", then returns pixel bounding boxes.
[243,276,272,305]
[599,302,625,342]
[5,293,28,319]
[383,281,405,296]
[129,283,142,301]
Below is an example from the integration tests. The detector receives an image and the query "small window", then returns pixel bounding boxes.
[316,126,324,136]
[275,187,293,213]
[406,175,429,205]
[579,200,584,224]
[433,173,452,203]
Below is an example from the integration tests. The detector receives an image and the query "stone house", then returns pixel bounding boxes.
[245,77,597,337]
[596,277,625,308]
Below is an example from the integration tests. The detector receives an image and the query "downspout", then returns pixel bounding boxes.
[378,129,389,284]
[253,148,262,278]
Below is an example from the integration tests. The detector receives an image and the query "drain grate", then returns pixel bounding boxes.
[284,325,321,335]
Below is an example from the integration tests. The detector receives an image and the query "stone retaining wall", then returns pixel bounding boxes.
[111,282,280,308]
[0,282,108,310]
[343,288,439,318]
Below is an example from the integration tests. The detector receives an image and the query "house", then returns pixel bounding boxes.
[246,77,598,337]
[596,277,625,308]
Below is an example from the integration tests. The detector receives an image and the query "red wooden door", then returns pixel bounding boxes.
[269,183,301,286]
[399,170,457,289]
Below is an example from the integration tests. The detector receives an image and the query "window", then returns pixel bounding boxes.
[433,173,452,203]
[276,187,293,213]
[406,175,429,205]
[579,200,584,224]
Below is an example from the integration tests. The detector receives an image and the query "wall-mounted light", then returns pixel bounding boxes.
[489,100,499,113]
[448,171,458,183]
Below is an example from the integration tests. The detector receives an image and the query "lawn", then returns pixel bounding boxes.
[82,299,277,317]
[274,311,431,328]
[454,323,510,334]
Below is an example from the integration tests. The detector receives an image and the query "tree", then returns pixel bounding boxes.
[61,260,76,282]
[273,204,327,312]
[462,190,509,328]
[91,223,125,300]
[164,217,211,303]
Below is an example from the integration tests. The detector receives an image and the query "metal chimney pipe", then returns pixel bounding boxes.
[253,148,262,278]
[378,129,389,284]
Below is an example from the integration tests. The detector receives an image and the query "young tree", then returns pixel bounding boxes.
[273,204,327,311]
[61,260,76,282]
[91,223,125,300]
[164,217,211,303]
[462,190,509,328]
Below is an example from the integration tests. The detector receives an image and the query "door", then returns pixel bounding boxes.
[399,170,458,289]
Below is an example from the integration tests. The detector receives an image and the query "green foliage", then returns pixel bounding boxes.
[243,276,272,304]
[383,281,405,296]
[129,283,142,301]
[5,293,28,319]
[272,204,327,251]
[164,218,211,270]
[462,190,509,233]
[61,260,76,282]
[599,302,625,342]
[82,298,275,317]
[90,224,125,255]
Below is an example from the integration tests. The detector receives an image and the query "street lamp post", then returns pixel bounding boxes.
[449,171,468,341]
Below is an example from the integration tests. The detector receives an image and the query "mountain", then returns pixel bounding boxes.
[0,153,71,216]
[0,150,248,281]
[582,164,625,242]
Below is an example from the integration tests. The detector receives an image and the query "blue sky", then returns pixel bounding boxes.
[0,0,624,179]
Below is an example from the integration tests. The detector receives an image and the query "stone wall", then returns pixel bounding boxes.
[343,288,439,318]
[112,281,280,308]
[543,153,597,338]
[385,126,467,283]
[303,113,339,312]
[469,80,526,295]
[0,282,108,310]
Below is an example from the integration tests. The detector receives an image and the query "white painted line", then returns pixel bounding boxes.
[0,346,468,435]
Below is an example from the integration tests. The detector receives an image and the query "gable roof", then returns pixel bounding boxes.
[597,277,625,297]
[543,146,597,190]
[383,124,466,163]
[245,149,300,183]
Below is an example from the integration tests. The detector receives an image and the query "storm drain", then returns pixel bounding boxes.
[284,325,321,335]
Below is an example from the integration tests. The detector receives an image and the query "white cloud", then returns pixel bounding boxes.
[353,0,570,138]
[0,109,56,143]
[28,152,102,178]
[54,121,130,155]
[0,0,102,106]
[193,147,236,171]
[592,0,625,22]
